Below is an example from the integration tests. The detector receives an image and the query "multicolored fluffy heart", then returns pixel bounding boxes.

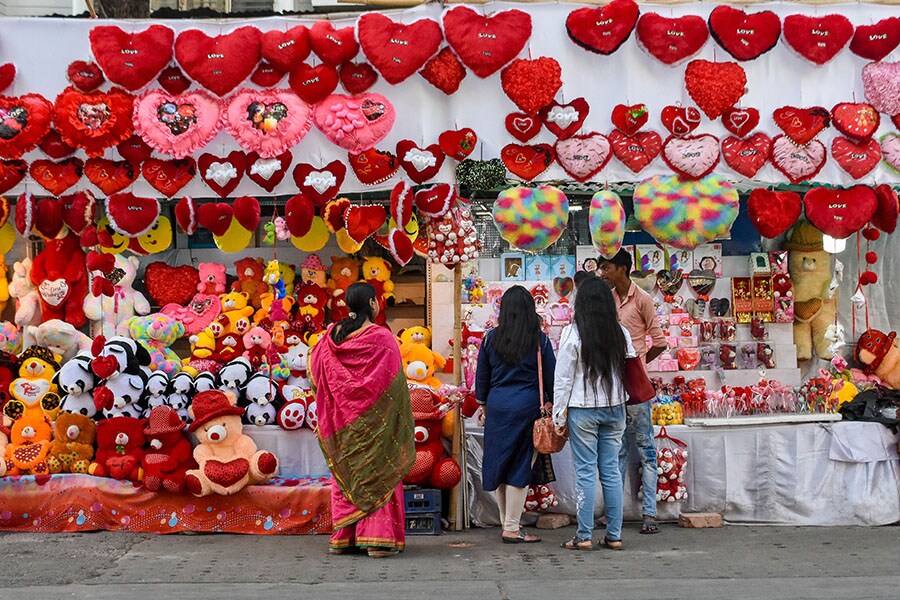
[0,159,26,193]
[862,62,900,117]
[292,160,346,207]
[339,62,378,95]
[141,157,196,197]
[831,137,881,179]
[288,62,338,105]
[246,150,291,193]
[224,88,312,158]
[804,186,877,239]
[396,140,444,184]
[261,25,310,72]
[684,60,747,120]
[493,185,568,252]
[783,14,853,65]
[721,107,760,138]
[662,135,720,180]
[633,174,739,250]
[348,148,399,185]
[106,192,160,237]
[500,58,562,117]
[442,7,532,78]
[175,27,261,97]
[538,98,589,139]
[850,17,900,62]
[636,13,709,65]
[157,65,191,95]
[419,47,466,95]
[566,0,639,56]
[661,106,701,138]
[84,158,137,195]
[313,93,395,154]
[198,150,246,198]
[772,106,831,146]
[707,6,781,61]
[134,89,223,159]
[438,128,476,161]
[882,133,900,174]
[90,25,174,91]
[747,189,801,238]
[609,130,662,173]
[357,13,443,85]
[67,61,105,93]
[831,103,880,142]
[0,94,52,159]
[53,86,135,158]
[611,103,648,136]
[501,143,555,181]
[721,133,771,178]
[770,135,827,184]
[30,157,83,195]
[554,133,611,182]
[505,113,541,143]
[309,22,359,66]
[588,190,626,258]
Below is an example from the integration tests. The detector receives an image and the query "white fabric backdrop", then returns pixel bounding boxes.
[466,421,900,526]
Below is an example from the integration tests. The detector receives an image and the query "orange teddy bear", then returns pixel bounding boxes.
[4,416,52,475]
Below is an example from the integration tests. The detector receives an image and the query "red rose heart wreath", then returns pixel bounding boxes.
[782,14,854,65]
[144,262,200,307]
[500,57,562,117]
[419,47,467,95]
[442,6,532,78]
[90,25,174,90]
[53,86,135,158]
[175,27,262,97]
[0,94,52,159]
[142,158,196,198]
[566,0,639,56]
[707,6,781,62]
[357,13,443,85]
[636,13,709,65]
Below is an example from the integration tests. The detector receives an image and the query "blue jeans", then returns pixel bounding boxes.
[567,404,626,542]
[618,401,658,518]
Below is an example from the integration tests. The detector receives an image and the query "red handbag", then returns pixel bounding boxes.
[624,356,656,405]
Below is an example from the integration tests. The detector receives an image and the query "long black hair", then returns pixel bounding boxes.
[573,278,626,399]
[490,285,542,365]
[331,282,377,344]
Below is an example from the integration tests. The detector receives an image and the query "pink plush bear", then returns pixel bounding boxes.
[197,263,226,295]
[242,326,275,370]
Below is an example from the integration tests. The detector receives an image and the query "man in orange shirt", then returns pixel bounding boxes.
[599,249,667,535]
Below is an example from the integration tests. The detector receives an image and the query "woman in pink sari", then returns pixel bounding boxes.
[310,282,415,558]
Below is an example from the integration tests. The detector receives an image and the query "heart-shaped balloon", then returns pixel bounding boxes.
[634,174,739,250]
[588,190,625,259]
[630,270,656,293]
[492,186,568,252]
[656,269,684,297]
[687,268,716,298]
[553,277,574,299]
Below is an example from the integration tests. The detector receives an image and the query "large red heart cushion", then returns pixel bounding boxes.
[707,6,781,61]
[67,61,105,93]
[747,189,801,238]
[84,158,137,195]
[142,158,196,198]
[53,87,135,158]
[773,106,831,146]
[419,47,467,95]
[0,94,53,159]
[684,60,747,120]
[246,150,291,193]
[850,17,900,62]
[292,160,346,207]
[348,148,399,186]
[29,157,83,195]
[396,140,444,184]
[804,186,877,239]
[500,143,554,181]
[175,27,261,97]
[90,25,174,91]
[500,58,562,117]
[309,22,359,66]
[783,14,854,65]
[260,25,310,72]
[0,159,26,193]
[636,13,709,65]
[357,13,443,85]
[144,262,199,307]
[106,192,160,237]
[566,0,639,56]
[443,7,532,78]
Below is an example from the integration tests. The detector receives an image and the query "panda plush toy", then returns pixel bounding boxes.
[244,373,279,426]
[56,352,98,418]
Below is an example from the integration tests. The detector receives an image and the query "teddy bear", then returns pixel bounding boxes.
[84,254,152,339]
[278,262,296,297]
[786,221,838,361]
[399,326,433,350]
[218,292,255,337]
[282,342,310,389]
[244,373,279,426]
[197,262,226,295]
[184,389,279,496]
[4,415,53,475]
[231,257,266,309]
[183,327,221,376]
[4,346,62,422]
[401,343,446,390]
[47,412,96,474]
[89,337,151,419]
[89,416,146,481]
[213,326,245,366]
[121,313,185,375]
[403,386,461,489]
[299,254,328,287]
[141,406,198,493]
[24,319,92,363]
[295,283,328,329]
[254,293,296,326]
[242,326,279,370]
[9,258,42,329]
[56,352,98,418]
[30,232,88,328]
[327,257,360,322]
[856,329,900,390]
[361,256,394,326]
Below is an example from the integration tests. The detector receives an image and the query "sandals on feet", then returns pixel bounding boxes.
[367,547,400,558]
[502,531,541,544]
[561,536,594,551]
[640,518,660,535]
[598,537,623,550]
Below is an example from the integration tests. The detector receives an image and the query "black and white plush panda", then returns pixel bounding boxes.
[217,357,253,399]
[101,372,147,419]
[166,372,193,421]
[142,371,170,418]
[91,337,152,419]
[192,372,217,394]
[243,373,279,426]
[55,352,98,418]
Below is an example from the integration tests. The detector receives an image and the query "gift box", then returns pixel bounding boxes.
[769,251,788,274]
[749,252,772,276]
[731,277,753,324]
[658,354,679,372]
[752,276,775,322]
[669,312,693,326]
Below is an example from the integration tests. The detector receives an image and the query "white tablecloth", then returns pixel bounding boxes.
[465,421,900,526]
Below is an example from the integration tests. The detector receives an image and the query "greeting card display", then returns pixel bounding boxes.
[524,255,551,281]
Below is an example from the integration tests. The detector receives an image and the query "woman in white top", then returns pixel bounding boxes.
[553,278,636,550]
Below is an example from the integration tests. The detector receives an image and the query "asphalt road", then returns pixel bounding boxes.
[1,523,899,599]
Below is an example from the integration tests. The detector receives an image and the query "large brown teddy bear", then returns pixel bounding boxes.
[30,233,88,328]
[855,329,900,390]
[786,221,837,361]
[47,412,96,474]
[184,390,278,497]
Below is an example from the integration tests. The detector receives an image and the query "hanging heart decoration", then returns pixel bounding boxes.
[0,159,26,193]
[348,148,399,185]
[635,13,709,65]
[634,174,739,249]
[357,13,443,85]
[246,150,291,193]
[588,190,625,258]
[611,103,648,136]
[174,27,262,97]
[323,197,350,233]
[39,128,76,159]
[804,186,877,240]
[782,14,853,65]
[538,98,589,139]
[89,25,174,91]
[492,185,568,252]
[106,192,160,238]
[500,57,562,117]
[32,197,64,240]
[117,134,153,164]
[396,140,445,184]
[133,89,223,159]
[59,190,96,235]
[747,189,802,239]
[500,143,555,181]
[684,59,747,120]
[389,180,413,228]
[53,87,135,158]
[832,137,881,179]
[772,106,831,146]
[505,112,541,143]
[344,204,387,244]
[872,184,899,234]
[0,94,52,159]
[260,25,310,72]
[284,193,315,238]
[84,158,137,195]
[339,62,378,95]
[419,47,467,95]
[250,62,285,88]
[707,6,781,61]
[662,134,721,180]
[224,88,312,158]
[197,202,233,236]
[721,107,759,138]
[67,61,105,93]
[554,133,611,182]
[141,157,196,197]
[443,6,532,77]
[0,64,13,95]
[630,271,657,293]
[233,195,260,231]
[292,160,347,207]
[313,93,395,154]
[414,183,455,219]
[656,269,684,297]
[288,62,338,105]
[30,157,83,195]
[174,196,197,234]
[609,130,662,173]
[882,133,900,174]
[309,22,359,66]
[566,0,639,56]
[831,103,880,143]
[770,135,827,184]
[721,133,771,178]
[198,150,246,198]
[157,65,191,95]
[861,62,900,117]
[661,105,701,138]
[850,17,900,62]
[14,191,34,235]
[438,128,477,161]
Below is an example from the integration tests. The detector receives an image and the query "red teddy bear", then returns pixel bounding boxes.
[89,416,146,481]
[402,386,461,490]
[295,283,328,329]
[30,232,88,327]
[141,406,197,494]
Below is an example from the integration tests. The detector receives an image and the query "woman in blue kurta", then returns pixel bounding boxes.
[476,285,555,544]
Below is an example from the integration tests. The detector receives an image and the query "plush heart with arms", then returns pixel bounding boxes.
[223,88,312,158]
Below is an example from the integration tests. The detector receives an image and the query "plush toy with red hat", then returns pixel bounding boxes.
[184,389,279,496]
[402,385,461,490]
[88,416,146,481]
[141,406,197,494]
[30,232,88,328]
[856,329,900,390]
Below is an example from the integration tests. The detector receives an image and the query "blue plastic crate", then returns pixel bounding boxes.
[405,511,442,535]
[404,488,441,514]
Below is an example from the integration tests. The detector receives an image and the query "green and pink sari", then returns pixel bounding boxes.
[310,324,415,552]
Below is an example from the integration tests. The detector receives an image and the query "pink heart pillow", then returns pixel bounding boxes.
[224,88,312,158]
[134,89,223,159]
[313,93,395,154]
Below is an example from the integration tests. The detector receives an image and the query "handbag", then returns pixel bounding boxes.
[625,356,657,405]
[533,346,568,453]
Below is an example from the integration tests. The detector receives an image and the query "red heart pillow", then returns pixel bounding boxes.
[53,87,135,158]
[566,0,639,56]
[872,184,899,234]
[39,128,75,159]
[198,151,246,198]
[850,17,900,62]
[233,196,260,231]
[721,133,771,178]
[59,190,97,235]
[396,140,444,184]
[708,6,781,61]
[390,181,413,228]
[309,22,359,66]
[832,137,881,179]
[174,196,197,235]
[500,58,562,117]
[323,197,350,233]
[90,25,174,90]
[609,130,662,173]
[419,47,467,95]
[284,193,314,237]
[443,7,532,78]
[611,103,648,136]
[684,60,747,120]
[117,134,153,164]
[288,62,338,105]
[292,160,346,207]
[500,143,554,181]
[339,62,378,95]
[357,13,443,85]
[142,158,196,198]
[0,64,15,94]
[261,26,310,72]
[0,159,25,193]
[85,158,137,195]
[505,112,541,142]
[250,62,286,88]
[721,107,760,138]
[344,204,387,244]
[30,157,83,195]
[438,128,477,161]
[538,98,589,139]
[145,262,199,307]
[348,149,398,186]
[661,106,701,138]
[107,193,160,237]
[197,202,233,236]
[804,186,876,240]
[773,106,830,146]
[175,27,261,97]
[747,189,801,238]
[157,65,191,95]
[0,94,53,159]
[246,150,291,193]
[67,61,105,93]
[831,103,880,142]
[414,183,454,219]
[636,13,708,65]
[783,14,853,65]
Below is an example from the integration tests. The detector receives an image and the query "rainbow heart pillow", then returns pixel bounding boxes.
[492,186,568,252]
[588,190,625,259]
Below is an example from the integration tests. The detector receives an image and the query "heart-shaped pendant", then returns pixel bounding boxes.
[553,276,574,299]
[687,268,716,298]
[656,269,684,297]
